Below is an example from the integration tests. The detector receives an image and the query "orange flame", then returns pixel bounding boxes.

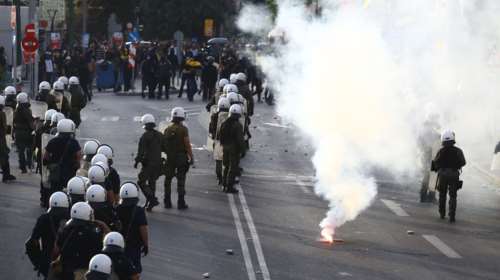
[320,227,335,244]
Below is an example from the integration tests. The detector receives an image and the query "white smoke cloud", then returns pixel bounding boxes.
[238,0,500,232]
[236,4,273,36]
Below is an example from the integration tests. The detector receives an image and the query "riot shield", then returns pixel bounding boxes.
[31,100,48,119]
[427,139,442,192]
[491,152,500,171]
[4,107,13,149]
[205,106,218,152]
[41,133,56,188]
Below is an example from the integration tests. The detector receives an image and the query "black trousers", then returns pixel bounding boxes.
[438,177,458,218]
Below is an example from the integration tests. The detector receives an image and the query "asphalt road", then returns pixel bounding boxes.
[1,89,500,280]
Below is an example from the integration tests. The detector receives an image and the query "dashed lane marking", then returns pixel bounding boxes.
[238,186,272,280]
[228,194,257,280]
[422,235,462,259]
[133,116,141,122]
[100,116,120,122]
[380,199,409,217]
[263,122,290,129]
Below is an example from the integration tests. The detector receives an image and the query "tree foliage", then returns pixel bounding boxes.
[139,0,235,40]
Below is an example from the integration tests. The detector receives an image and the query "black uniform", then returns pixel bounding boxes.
[116,204,148,273]
[219,116,245,192]
[105,166,121,197]
[68,85,87,128]
[102,249,139,280]
[432,141,466,222]
[0,108,14,182]
[56,219,104,280]
[201,63,218,101]
[157,57,172,99]
[44,134,81,193]
[29,208,69,277]
[135,127,163,207]
[36,121,53,206]
[13,103,34,172]
[163,122,190,207]
[90,202,121,231]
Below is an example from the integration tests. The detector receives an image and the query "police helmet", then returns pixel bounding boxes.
[57,119,76,133]
[86,184,107,203]
[70,202,93,221]
[171,107,186,120]
[58,76,69,86]
[83,140,101,156]
[49,191,70,209]
[229,104,243,117]
[51,112,65,126]
[441,130,455,142]
[236,72,247,82]
[67,176,87,195]
[218,96,230,111]
[39,81,51,91]
[3,86,16,96]
[119,182,139,205]
[69,76,79,85]
[88,254,112,275]
[227,92,239,105]
[44,109,57,122]
[141,114,155,126]
[229,73,238,84]
[93,161,109,176]
[218,79,229,89]
[96,144,113,159]
[16,92,29,104]
[88,165,106,183]
[103,232,125,251]
[53,81,65,91]
[91,154,108,166]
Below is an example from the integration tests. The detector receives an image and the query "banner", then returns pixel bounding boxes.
[204,19,214,37]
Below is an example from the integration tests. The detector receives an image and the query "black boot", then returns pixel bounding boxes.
[177,195,188,210]
[146,197,159,212]
[225,186,239,194]
[164,194,172,209]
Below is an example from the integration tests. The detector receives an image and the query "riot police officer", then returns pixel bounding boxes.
[13,92,34,173]
[135,114,163,211]
[432,130,466,223]
[68,76,87,128]
[0,95,15,182]
[52,80,71,116]
[85,254,113,280]
[117,182,149,274]
[36,81,52,103]
[67,176,88,205]
[78,140,101,177]
[209,97,230,187]
[54,202,109,279]
[3,85,17,109]
[219,104,245,193]
[86,184,121,231]
[101,232,140,280]
[163,107,194,209]
[97,144,120,205]
[49,112,65,134]
[26,192,69,279]
[43,119,81,194]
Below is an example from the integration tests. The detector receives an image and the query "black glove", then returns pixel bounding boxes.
[189,158,195,166]
[141,245,149,256]
[134,161,139,169]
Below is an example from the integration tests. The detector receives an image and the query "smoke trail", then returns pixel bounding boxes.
[238,0,500,233]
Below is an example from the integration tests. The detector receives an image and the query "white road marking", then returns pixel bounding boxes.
[380,199,409,217]
[422,235,462,259]
[238,187,272,280]
[187,112,201,116]
[81,115,88,121]
[101,116,120,122]
[263,122,290,129]
[228,194,257,280]
[295,178,312,194]
[133,116,141,122]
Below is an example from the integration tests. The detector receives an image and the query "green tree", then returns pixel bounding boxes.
[139,0,235,40]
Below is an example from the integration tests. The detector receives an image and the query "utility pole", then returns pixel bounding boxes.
[28,0,38,97]
[13,0,21,84]
[66,0,74,47]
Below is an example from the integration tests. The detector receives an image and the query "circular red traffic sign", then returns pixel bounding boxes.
[22,36,39,53]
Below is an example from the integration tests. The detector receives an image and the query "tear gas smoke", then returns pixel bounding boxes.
[238,0,500,234]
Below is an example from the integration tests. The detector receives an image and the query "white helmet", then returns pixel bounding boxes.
[39,81,51,91]
[218,78,229,89]
[236,72,247,82]
[91,154,108,166]
[53,81,65,91]
[80,176,91,188]
[229,73,238,84]
[103,232,125,249]
[441,130,455,142]
[83,140,100,155]
[70,202,93,221]
[51,112,65,125]
[227,92,239,104]
[229,104,242,117]
[57,119,76,133]
[141,114,155,125]
[88,165,106,183]
[226,84,238,94]
[3,86,16,96]
[93,161,109,176]
[69,76,79,85]
[86,184,107,203]
[16,92,29,103]
[58,76,69,86]
[171,107,186,120]
[44,109,57,122]
[0,96,5,106]
[88,254,112,275]
[67,176,87,195]
[49,191,70,209]
[120,182,139,199]
[218,96,230,111]
[97,145,113,159]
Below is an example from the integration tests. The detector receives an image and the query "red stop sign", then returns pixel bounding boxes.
[22,36,39,53]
